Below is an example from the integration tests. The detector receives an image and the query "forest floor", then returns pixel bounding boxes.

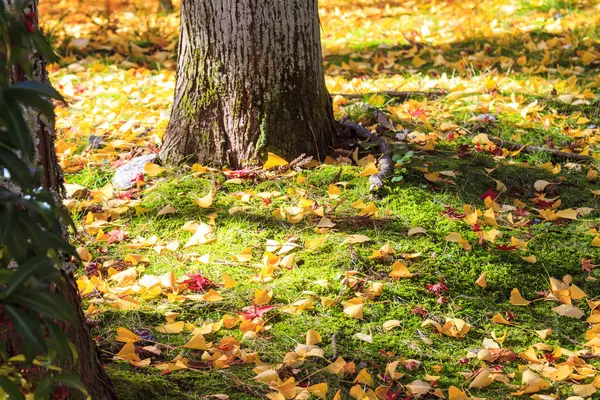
[40,0,600,399]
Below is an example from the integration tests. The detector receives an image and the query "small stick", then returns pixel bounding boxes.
[486,136,594,162]
[330,90,446,100]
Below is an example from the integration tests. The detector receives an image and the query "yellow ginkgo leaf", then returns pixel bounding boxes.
[521,255,537,263]
[195,192,213,208]
[76,247,92,262]
[552,304,585,319]
[232,247,252,262]
[305,237,326,249]
[556,209,578,220]
[222,273,238,289]
[343,297,364,319]
[155,321,185,334]
[475,272,487,288]
[359,162,378,177]
[328,184,341,198]
[491,313,515,325]
[116,341,140,362]
[535,329,552,339]
[448,386,469,400]
[354,368,373,386]
[389,261,413,279]
[263,152,288,169]
[509,288,532,306]
[203,289,224,302]
[306,329,322,345]
[255,288,273,305]
[472,133,490,144]
[144,162,164,177]
[183,333,209,350]
[306,383,328,400]
[115,327,142,343]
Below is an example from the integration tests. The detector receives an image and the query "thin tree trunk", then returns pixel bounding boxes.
[158,0,174,13]
[4,1,118,398]
[159,0,338,168]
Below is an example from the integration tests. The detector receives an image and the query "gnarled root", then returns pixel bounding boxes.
[338,121,393,191]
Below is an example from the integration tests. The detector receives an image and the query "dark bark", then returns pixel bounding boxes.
[4,1,118,398]
[159,0,338,168]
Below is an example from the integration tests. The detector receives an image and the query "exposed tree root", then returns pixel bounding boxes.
[330,90,446,100]
[329,333,338,361]
[487,136,594,162]
[339,121,394,191]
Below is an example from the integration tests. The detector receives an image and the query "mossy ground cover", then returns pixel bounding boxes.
[41,0,600,398]
[67,149,600,399]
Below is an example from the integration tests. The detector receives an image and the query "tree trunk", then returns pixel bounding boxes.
[158,0,174,13]
[159,0,338,168]
[4,1,118,398]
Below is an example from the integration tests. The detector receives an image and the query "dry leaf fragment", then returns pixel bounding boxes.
[572,384,596,397]
[157,204,176,216]
[534,180,553,191]
[406,380,432,397]
[343,234,371,244]
[382,320,401,331]
[408,227,427,236]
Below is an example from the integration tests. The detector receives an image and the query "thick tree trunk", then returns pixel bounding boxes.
[159,0,338,168]
[3,1,118,398]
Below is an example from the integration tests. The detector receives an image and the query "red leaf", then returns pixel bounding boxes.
[240,303,275,320]
[183,273,215,292]
[425,278,449,297]
[480,188,499,200]
[107,228,128,244]
[495,244,517,251]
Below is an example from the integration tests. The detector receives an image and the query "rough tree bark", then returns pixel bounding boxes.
[3,1,118,398]
[159,0,338,168]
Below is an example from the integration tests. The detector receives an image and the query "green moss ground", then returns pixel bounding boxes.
[67,144,600,399]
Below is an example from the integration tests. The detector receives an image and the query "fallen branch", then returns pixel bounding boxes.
[339,121,393,190]
[330,90,446,101]
[487,136,594,162]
